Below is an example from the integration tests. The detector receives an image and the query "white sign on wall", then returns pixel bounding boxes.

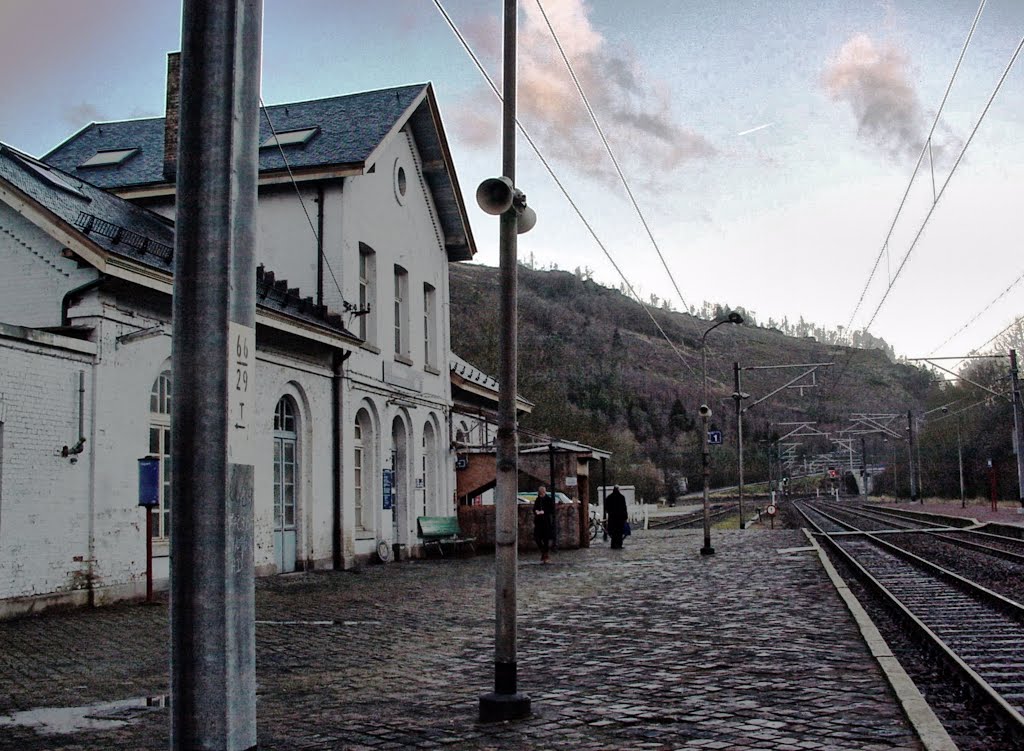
[228,322,256,465]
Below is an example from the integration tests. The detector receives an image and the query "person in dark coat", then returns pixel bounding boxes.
[604,485,628,549]
[533,485,556,563]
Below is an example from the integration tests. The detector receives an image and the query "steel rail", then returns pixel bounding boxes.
[796,502,1024,738]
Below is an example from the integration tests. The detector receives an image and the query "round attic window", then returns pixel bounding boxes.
[394,159,407,204]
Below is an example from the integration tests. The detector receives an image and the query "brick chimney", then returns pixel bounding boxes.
[163,52,180,182]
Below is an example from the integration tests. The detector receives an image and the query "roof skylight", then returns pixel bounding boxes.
[79,148,139,168]
[9,152,87,199]
[260,127,319,149]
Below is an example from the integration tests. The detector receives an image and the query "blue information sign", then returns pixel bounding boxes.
[707,430,723,445]
[382,468,394,510]
[138,456,160,507]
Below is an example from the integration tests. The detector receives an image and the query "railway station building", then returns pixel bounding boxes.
[0,56,493,618]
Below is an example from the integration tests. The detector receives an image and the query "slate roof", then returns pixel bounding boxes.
[450,354,535,411]
[0,144,357,341]
[44,83,475,261]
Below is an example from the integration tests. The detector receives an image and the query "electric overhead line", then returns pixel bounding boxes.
[841,0,988,339]
[928,266,1024,355]
[821,6,1024,403]
[861,29,1024,334]
[432,0,698,376]
[533,0,699,339]
[970,314,1024,356]
[259,98,347,310]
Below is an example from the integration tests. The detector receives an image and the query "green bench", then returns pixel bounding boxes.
[417,516,475,557]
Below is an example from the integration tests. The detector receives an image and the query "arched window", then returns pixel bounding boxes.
[354,417,366,529]
[272,397,298,573]
[148,370,172,539]
[354,409,375,531]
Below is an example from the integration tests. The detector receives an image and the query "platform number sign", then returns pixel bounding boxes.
[228,322,256,465]
[707,430,723,445]
[382,468,395,510]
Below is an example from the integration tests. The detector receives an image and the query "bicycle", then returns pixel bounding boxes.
[588,516,607,542]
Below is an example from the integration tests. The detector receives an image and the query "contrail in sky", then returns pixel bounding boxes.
[736,122,775,136]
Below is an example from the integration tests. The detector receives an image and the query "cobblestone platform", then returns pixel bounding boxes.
[0,528,929,750]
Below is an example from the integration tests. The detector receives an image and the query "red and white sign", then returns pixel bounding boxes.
[766,504,777,516]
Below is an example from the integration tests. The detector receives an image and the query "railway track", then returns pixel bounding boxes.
[795,500,1024,745]
[815,500,1024,566]
[647,503,737,530]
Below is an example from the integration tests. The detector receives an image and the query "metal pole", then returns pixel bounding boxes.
[700,342,713,555]
[1010,349,1024,508]
[480,0,530,722]
[145,506,154,604]
[861,436,867,497]
[907,410,918,502]
[170,2,261,749]
[734,361,744,529]
[957,418,965,509]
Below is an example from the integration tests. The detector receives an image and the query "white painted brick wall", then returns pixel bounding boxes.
[0,208,95,328]
[0,330,94,600]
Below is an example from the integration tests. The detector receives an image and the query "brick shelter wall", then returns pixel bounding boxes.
[458,502,585,551]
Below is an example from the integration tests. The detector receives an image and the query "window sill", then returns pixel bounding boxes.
[355,531,376,541]
[394,354,413,367]
[152,539,170,557]
[424,364,441,376]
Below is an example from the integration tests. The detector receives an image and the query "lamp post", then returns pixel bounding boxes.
[699,312,743,556]
[732,362,750,529]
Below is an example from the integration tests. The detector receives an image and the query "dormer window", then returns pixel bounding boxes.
[79,148,139,168]
[260,127,319,149]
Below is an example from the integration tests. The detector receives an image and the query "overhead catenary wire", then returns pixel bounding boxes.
[928,267,1024,355]
[259,97,347,310]
[532,0,699,339]
[821,0,986,403]
[842,0,987,340]
[862,30,1024,334]
[431,0,698,376]
[821,9,1022,403]
[970,314,1024,356]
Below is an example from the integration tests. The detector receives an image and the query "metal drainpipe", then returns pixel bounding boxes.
[331,351,347,569]
[82,368,96,607]
[316,185,325,307]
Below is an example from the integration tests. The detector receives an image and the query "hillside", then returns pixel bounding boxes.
[449,263,934,500]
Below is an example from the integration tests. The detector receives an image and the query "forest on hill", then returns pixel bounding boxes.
[449,262,1024,504]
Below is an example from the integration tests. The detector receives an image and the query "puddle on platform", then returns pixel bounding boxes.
[0,695,168,736]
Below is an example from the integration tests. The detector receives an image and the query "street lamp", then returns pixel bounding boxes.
[700,311,744,555]
[732,380,750,528]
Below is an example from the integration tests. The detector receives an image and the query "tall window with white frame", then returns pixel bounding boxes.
[358,243,376,344]
[354,418,365,530]
[148,370,172,539]
[423,283,437,370]
[394,265,409,360]
[421,432,427,517]
[272,398,298,573]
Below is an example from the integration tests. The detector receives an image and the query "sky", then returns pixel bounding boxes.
[1,0,1022,362]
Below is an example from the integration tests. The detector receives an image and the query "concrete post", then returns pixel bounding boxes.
[169,2,262,749]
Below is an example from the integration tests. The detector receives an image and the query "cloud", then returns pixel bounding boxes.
[454,0,715,189]
[823,33,959,164]
[62,102,107,128]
